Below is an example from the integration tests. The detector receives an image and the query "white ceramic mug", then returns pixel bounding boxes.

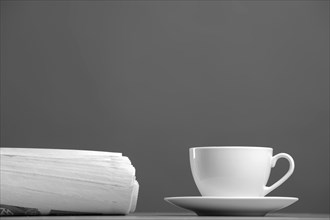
[190,146,294,197]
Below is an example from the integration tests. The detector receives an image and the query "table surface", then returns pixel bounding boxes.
[0,213,329,220]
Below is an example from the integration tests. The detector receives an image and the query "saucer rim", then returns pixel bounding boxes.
[164,196,299,216]
[164,196,299,201]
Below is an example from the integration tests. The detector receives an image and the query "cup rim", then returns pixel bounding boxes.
[190,146,273,150]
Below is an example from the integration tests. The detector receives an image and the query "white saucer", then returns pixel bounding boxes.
[164,196,298,216]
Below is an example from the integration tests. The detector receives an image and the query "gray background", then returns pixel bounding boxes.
[0,0,329,214]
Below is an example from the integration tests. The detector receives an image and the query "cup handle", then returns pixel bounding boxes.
[264,153,295,196]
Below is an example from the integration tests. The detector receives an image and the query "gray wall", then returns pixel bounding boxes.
[1,0,329,214]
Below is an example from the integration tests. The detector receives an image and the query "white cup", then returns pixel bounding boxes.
[190,146,294,197]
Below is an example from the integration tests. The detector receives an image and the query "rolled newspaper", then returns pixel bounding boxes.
[0,148,139,216]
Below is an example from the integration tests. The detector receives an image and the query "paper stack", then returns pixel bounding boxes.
[0,148,139,216]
